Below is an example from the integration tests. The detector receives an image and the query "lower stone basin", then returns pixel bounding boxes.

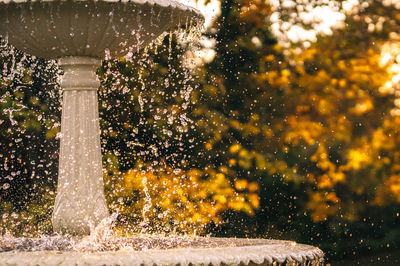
[0,236,324,265]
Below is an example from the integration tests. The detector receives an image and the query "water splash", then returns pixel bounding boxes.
[0,7,205,236]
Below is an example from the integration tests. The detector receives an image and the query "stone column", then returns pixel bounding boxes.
[52,56,108,235]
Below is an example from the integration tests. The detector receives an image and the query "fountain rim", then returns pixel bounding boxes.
[0,238,324,265]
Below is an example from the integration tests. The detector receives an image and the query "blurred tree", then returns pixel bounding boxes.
[195,0,400,260]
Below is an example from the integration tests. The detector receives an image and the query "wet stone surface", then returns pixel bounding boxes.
[0,236,325,265]
[0,235,279,252]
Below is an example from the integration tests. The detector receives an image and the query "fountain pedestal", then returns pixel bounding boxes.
[52,57,108,235]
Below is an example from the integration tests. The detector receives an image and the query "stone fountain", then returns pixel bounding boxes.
[0,0,204,235]
[0,0,324,265]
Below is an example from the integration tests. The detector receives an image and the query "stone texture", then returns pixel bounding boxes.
[0,0,203,59]
[0,237,324,266]
[52,57,108,235]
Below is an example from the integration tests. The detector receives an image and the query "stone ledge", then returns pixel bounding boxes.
[0,237,324,266]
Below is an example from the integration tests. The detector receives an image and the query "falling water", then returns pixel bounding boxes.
[0,38,61,236]
[95,24,203,233]
[121,26,203,232]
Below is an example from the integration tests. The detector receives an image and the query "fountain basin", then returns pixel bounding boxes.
[0,0,202,59]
